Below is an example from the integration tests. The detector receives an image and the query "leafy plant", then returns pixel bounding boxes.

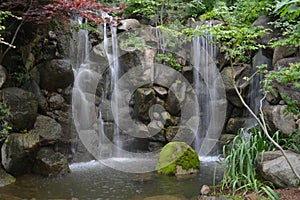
[119,31,150,51]
[269,0,300,47]
[156,53,181,71]
[182,0,269,64]
[0,11,21,47]
[222,128,279,199]
[122,0,211,25]
[0,102,11,142]
[262,62,300,114]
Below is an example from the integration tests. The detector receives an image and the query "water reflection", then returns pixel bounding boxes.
[0,158,223,199]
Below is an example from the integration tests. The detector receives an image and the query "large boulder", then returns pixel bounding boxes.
[156,142,200,175]
[263,105,296,136]
[273,45,298,66]
[21,80,48,114]
[33,147,70,176]
[0,168,16,187]
[165,126,195,144]
[133,88,156,123]
[38,59,74,91]
[225,117,256,134]
[220,66,250,108]
[166,81,187,115]
[47,92,65,110]
[1,132,40,175]
[30,115,63,145]
[0,87,38,131]
[274,57,300,70]
[118,19,140,31]
[257,151,300,188]
[253,15,281,46]
[273,81,300,108]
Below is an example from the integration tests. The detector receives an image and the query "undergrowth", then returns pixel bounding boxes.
[221,127,280,199]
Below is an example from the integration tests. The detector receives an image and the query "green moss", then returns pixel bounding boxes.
[156,142,200,175]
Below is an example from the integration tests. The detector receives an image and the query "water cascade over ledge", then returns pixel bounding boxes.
[71,18,227,172]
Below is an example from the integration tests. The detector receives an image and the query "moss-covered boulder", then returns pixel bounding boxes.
[156,142,200,175]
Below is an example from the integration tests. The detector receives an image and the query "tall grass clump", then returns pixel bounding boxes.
[221,127,280,199]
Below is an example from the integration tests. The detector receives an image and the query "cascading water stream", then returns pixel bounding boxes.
[192,24,226,157]
[103,22,122,157]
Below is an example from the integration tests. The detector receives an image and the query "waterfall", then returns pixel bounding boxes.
[71,15,123,160]
[103,23,122,157]
[192,24,227,156]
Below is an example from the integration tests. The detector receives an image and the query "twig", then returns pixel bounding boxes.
[230,59,300,181]
[0,0,32,64]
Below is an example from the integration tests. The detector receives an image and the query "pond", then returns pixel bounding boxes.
[0,157,223,199]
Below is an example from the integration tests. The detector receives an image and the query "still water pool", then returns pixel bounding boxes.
[0,157,223,199]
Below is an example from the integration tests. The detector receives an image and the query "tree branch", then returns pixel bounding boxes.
[230,59,300,181]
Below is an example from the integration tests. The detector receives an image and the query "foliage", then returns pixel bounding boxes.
[156,53,181,71]
[44,0,124,26]
[119,31,150,51]
[181,0,269,63]
[222,128,279,199]
[200,0,270,24]
[183,23,266,63]
[121,0,212,25]
[0,102,11,142]
[273,130,300,154]
[0,0,124,26]
[0,11,21,47]
[269,0,300,47]
[262,62,300,114]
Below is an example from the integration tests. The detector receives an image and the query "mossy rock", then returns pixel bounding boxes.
[156,142,200,175]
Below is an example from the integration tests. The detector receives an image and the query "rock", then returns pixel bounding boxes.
[257,150,300,188]
[31,115,63,145]
[1,132,40,175]
[153,86,168,99]
[48,92,65,110]
[156,142,200,175]
[38,59,74,91]
[273,80,300,108]
[161,111,176,126]
[253,15,281,46]
[143,195,186,200]
[182,66,193,84]
[21,80,49,114]
[220,66,247,108]
[273,45,297,66]
[148,141,165,151]
[133,88,156,123]
[165,126,195,143]
[33,147,70,176]
[263,105,296,136]
[118,19,140,31]
[200,185,211,195]
[0,65,7,89]
[100,99,114,122]
[166,81,187,115]
[25,52,35,71]
[0,87,38,131]
[274,57,300,70]
[226,117,252,134]
[265,92,280,105]
[148,120,164,137]
[0,168,16,187]
[218,134,236,145]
